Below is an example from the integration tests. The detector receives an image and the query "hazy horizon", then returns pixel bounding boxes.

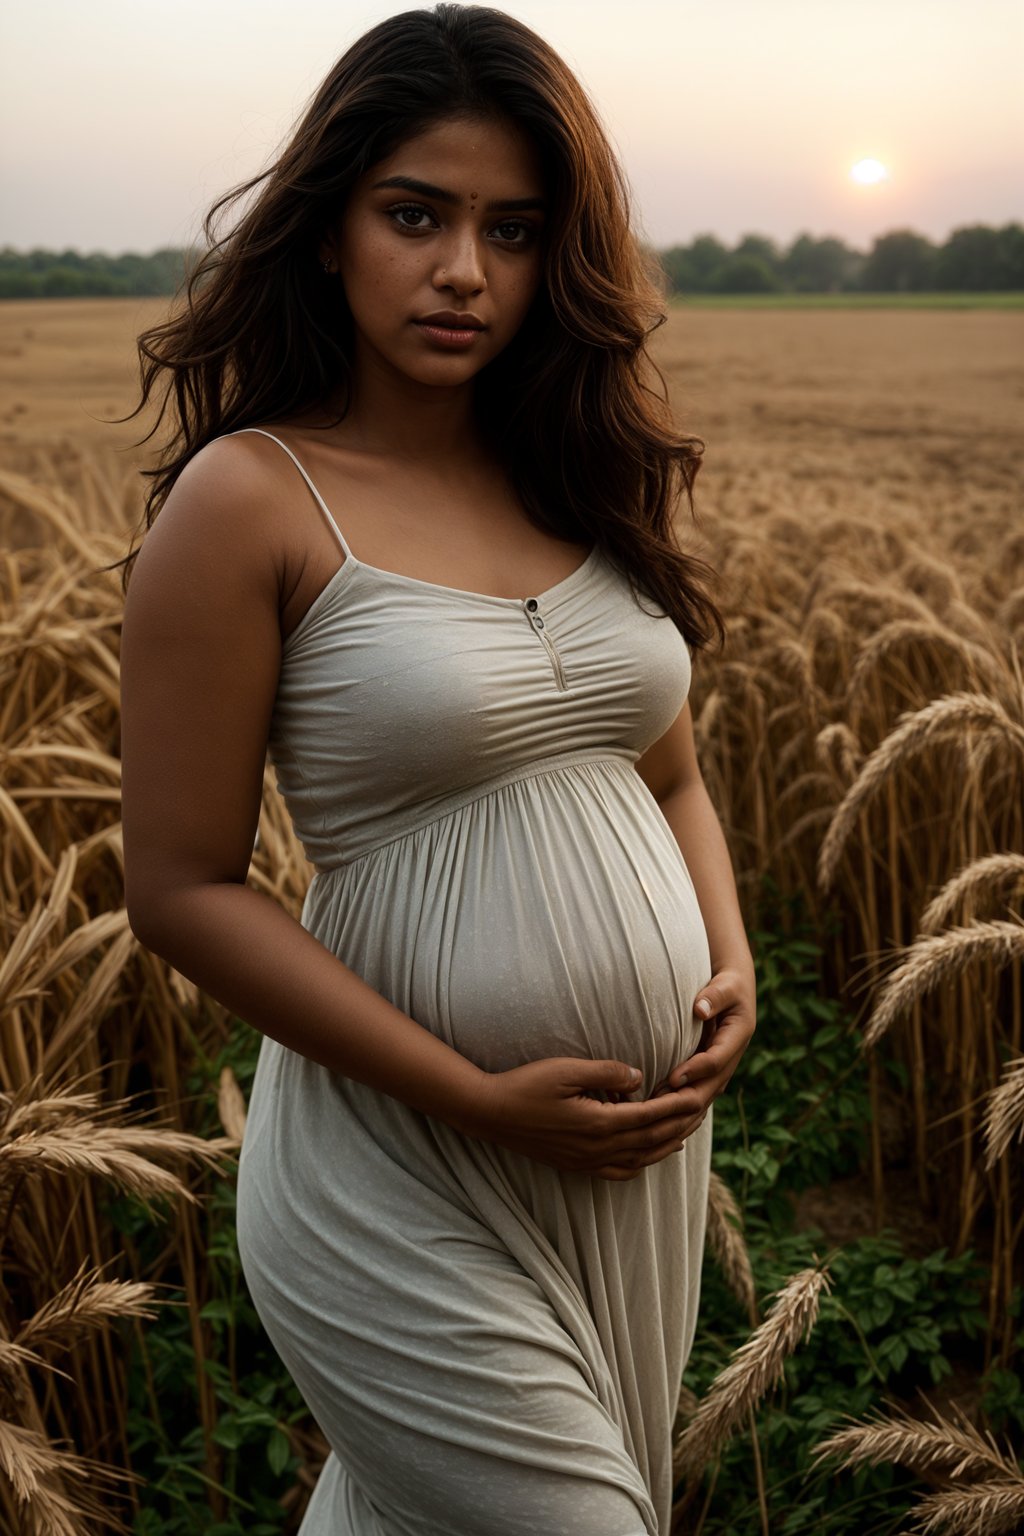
[4,221,1016,263]
[2,0,1020,254]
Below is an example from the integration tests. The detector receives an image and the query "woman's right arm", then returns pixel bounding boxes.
[119,442,698,1178]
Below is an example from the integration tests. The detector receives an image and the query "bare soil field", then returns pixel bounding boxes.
[0,297,1020,556]
[4,296,1019,574]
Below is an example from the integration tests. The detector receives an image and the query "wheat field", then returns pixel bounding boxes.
[1,297,1021,1534]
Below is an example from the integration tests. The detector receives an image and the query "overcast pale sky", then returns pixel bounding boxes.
[2,0,1020,254]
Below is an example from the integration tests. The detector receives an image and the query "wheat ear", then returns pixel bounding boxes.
[863,917,1024,1048]
[217,1065,248,1143]
[811,1397,1014,1483]
[0,1121,237,1206]
[905,1478,1024,1535]
[982,1054,1024,1170]
[919,853,1024,934]
[817,692,1024,893]
[673,1262,831,1483]
[0,1415,137,1534]
[705,1171,758,1321]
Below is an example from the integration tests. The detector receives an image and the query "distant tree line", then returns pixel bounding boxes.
[653,222,1024,294]
[0,246,194,300]
[0,222,1021,299]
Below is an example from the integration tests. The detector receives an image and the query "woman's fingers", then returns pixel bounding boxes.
[611,1107,706,1154]
[593,1105,710,1175]
[593,1121,703,1179]
[593,1087,696,1130]
[481,1057,718,1175]
[665,1016,755,1091]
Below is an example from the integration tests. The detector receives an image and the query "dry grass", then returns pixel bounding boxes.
[2,298,1022,1530]
[813,1398,1024,1535]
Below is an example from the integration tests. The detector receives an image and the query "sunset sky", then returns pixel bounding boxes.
[2,0,1020,255]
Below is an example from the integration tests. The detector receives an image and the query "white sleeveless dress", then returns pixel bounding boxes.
[230,428,713,1535]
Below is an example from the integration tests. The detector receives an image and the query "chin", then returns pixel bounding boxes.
[402,354,490,386]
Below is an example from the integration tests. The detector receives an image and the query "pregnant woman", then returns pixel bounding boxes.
[117,6,756,1532]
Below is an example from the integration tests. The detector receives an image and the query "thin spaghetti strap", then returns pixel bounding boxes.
[227,427,355,561]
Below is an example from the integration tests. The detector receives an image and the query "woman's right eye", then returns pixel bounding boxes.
[387,203,437,232]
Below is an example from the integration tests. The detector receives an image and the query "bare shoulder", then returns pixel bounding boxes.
[137,432,291,594]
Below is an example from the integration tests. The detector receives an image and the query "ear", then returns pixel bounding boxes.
[316,222,341,270]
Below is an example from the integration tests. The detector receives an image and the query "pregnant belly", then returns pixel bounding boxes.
[317,763,713,1098]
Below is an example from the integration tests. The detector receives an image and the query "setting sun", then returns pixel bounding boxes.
[850,158,890,185]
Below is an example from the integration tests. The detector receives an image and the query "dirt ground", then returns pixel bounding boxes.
[1,298,1020,556]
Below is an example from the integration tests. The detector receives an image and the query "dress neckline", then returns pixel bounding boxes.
[348,541,600,607]
[283,543,602,653]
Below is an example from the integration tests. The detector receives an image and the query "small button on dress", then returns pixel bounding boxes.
[227,427,713,1536]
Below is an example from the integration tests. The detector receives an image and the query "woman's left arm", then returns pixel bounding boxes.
[635,697,757,1125]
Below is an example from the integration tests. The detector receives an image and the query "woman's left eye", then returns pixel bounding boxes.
[493,220,536,246]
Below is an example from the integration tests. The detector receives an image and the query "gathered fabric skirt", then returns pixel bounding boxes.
[237,757,713,1535]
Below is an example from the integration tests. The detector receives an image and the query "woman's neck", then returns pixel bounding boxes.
[319,346,486,467]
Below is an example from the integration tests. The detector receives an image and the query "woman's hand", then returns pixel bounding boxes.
[464,1058,703,1181]
[653,963,757,1138]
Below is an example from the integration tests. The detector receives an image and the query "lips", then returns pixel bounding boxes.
[415,311,485,330]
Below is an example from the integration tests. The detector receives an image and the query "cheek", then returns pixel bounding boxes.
[500,264,544,327]
[341,245,417,323]
[341,224,404,282]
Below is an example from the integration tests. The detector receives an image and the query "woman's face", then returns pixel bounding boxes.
[320,113,548,390]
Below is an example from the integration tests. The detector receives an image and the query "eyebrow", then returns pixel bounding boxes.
[369,175,546,214]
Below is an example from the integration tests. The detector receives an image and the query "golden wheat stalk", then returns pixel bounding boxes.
[0,467,104,567]
[815,721,864,782]
[0,1259,155,1394]
[0,846,80,1009]
[42,923,138,1071]
[919,853,1024,934]
[0,1085,101,1139]
[862,918,1024,1048]
[811,1397,1014,1483]
[0,1415,87,1509]
[0,1121,236,1205]
[16,1259,159,1354]
[217,1065,248,1143]
[705,1171,758,1320]
[982,1054,1024,1170]
[906,1479,1024,1536]
[817,692,1024,893]
[0,1266,159,1389]
[673,1262,831,1483]
[0,1415,136,1535]
[845,621,1007,715]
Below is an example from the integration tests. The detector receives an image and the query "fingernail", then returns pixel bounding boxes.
[696,998,712,1018]
[629,1067,642,1086]
[678,1074,689,1087]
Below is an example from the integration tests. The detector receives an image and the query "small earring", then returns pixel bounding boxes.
[322,259,333,274]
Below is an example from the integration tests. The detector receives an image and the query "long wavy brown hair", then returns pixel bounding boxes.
[107,2,725,652]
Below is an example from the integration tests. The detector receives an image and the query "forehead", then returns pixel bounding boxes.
[363,114,546,194]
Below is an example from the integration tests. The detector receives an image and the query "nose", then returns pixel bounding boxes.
[433,227,486,296]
